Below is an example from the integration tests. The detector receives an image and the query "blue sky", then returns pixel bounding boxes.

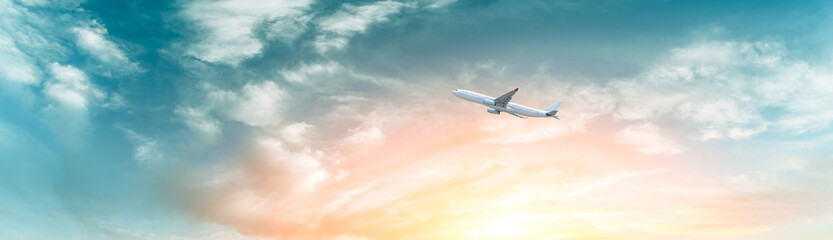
[2,0,833,239]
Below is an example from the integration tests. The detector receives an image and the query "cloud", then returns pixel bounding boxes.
[610,41,772,139]
[315,0,414,53]
[175,106,223,136]
[226,81,286,127]
[281,61,342,83]
[40,63,117,149]
[122,129,163,163]
[177,81,286,135]
[0,32,40,85]
[422,0,457,9]
[181,136,330,238]
[182,0,314,65]
[1,0,136,104]
[281,122,313,144]
[15,0,82,8]
[339,125,386,160]
[264,14,313,43]
[0,1,61,87]
[608,40,833,138]
[615,123,685,156]
[44,63,104,110]
[72,21,141,73]
[343,126,385,146]
[766,63,833,133]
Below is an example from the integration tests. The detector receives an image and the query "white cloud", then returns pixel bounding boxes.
[608,40,833,139]
[226,81,285,127]
[15,0,82,8]
[73,21,140,73]
[315,0,414,53]
[176,81,285,135]
[175,107,222,136]
[0,1,137,150]
[264,14,313,43]
[281,61,341,83]
[40,63,111,148]
[0,1,64,86]
[281,122,313,144]
[122,129,163,163]
[344,126,385,146]
[256,137,328,191]
[422,0,457,9]
[615,123,685,156]
[182,0,314,65]
[44,63,104,110]
[101,93,126,109]
[0,31,40,85]
[1,0,141,88]
[766,63,833,133]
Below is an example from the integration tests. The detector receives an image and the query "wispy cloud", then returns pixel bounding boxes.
[44,63,104,110]
[73,21,141,74]
[615,123,685,156]
[609,40,833,138]
[281,61,342,83]
[176,81,286,132]
[0,32,40,85]
[182,0,314,65]
[314,1,414,53]
[121,128,163,163]
[281,122,314,144]
[175,106,222,137]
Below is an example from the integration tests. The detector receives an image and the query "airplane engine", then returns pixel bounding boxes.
[482,99,495,105]
[487,108,500,114]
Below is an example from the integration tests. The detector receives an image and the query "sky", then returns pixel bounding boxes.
[2,0,833,239]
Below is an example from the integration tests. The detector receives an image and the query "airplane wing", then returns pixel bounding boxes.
[494,88,518,108]
[507,111,527,119]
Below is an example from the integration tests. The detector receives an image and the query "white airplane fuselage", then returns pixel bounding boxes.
[452,89,558,118]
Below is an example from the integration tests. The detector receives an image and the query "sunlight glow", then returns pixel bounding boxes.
[466,214,533,239]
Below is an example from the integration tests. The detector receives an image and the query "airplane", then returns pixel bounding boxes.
[452,88,563,119]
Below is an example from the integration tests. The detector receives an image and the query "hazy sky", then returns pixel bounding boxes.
[2,0,833,239]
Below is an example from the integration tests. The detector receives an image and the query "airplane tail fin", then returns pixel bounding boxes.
[544,101,563,119]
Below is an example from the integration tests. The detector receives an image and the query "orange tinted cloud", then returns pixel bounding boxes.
[173,112,832,239]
